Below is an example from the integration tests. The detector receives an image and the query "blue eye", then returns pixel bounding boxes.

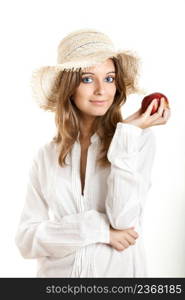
[81,76,115,84]
[105,76,115,83]
[82,77,93,83]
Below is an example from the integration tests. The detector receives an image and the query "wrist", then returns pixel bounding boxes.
[123,120,142,129]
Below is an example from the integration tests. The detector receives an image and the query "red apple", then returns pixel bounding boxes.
[141,92,169,115]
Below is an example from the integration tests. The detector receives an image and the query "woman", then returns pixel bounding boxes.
[15,29,171,277]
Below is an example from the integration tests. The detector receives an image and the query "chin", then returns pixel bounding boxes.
[80,106,110,118]
[92,111,107,117]
[93,107,110,116]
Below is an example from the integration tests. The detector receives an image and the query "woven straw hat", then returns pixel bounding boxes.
[31,28,142,111]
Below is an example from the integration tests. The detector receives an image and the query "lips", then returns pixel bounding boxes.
[90,100,107,105]
[90,100,106,102]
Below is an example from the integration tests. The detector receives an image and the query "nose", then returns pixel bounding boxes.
[94,79,106,95]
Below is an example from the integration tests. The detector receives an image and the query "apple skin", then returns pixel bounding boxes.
[141,92,169,115]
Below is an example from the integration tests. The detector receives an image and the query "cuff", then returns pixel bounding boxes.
[117,122,143,135]
[98,213,110,244]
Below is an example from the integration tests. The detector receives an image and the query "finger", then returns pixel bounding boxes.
[120,240,130,248]
[163,108,171,120]
[157,97,165,116]
[137,107,143,115]
[125,234,136,245]
[162,108,168,120]
[152,108,171,125]
[149,99,164,122]
[116,242,125,251]
[126,229,139,239]
[144,99,157,117]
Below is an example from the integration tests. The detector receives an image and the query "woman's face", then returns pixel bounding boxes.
[72,58,116,119]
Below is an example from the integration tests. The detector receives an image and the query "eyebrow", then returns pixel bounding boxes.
[81,71,116,75]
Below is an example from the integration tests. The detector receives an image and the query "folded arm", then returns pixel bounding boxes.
[15,150,110,259]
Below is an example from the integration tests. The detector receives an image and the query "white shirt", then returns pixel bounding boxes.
[15,122,156,277]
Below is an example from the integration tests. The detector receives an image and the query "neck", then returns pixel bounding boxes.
[80,129,93,141]
[79,116,96,140]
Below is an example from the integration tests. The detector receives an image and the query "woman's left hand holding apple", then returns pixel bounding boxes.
[123,97,171,129]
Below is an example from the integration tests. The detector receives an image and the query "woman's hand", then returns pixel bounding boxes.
[109,226,139,251]
[123,97,171,129]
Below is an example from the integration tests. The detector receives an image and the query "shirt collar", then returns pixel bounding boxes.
[90,132,99,143]
[76,132,99,144]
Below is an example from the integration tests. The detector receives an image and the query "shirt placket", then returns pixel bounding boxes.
[71,140,97,277]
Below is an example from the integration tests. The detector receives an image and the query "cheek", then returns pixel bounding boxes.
[73,87,90,108]
[75,85,93,98]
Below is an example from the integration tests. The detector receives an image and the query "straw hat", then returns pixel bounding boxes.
[31,28,142,112]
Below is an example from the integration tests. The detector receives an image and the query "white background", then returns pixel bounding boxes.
[0,0,184,277]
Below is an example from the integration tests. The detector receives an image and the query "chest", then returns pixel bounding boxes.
[80,141,91,196]
[51,140,110,217]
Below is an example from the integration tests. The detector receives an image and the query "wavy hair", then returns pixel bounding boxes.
[52,55,135,168]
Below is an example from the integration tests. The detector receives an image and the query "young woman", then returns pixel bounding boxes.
[15,29,171,277]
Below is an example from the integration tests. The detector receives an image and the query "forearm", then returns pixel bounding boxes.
[105,122,156,230]
[15,210,110,259]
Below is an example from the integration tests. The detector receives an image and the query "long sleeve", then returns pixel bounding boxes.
[15,149,110,259]
[105,122,156,230]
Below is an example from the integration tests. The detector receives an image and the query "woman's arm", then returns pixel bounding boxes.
[105,97,171,231]
[105,122,156,230]
[15,151,110,259]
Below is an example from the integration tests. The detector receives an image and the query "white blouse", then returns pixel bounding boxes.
[15,122,156,277]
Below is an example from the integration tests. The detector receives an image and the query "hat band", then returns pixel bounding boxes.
[63,41,115,58]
